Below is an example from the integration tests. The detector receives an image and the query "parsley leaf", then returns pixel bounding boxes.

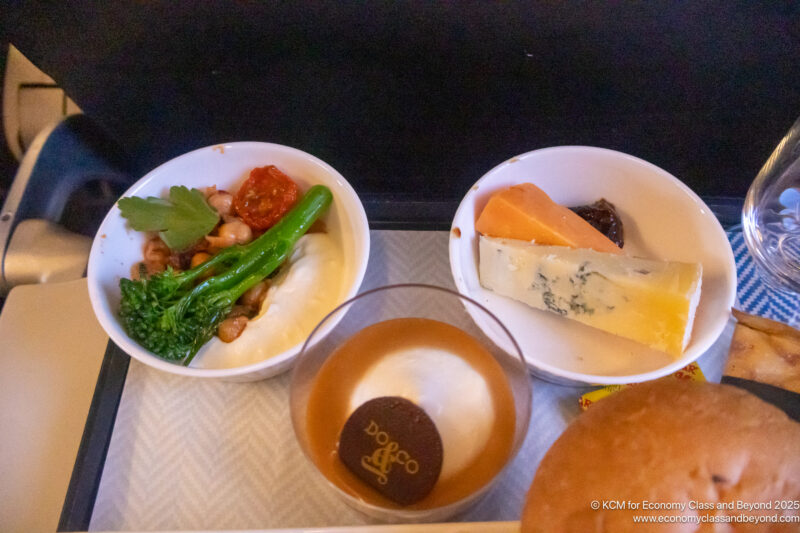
[118,186,219,250]
[117,196,171,230]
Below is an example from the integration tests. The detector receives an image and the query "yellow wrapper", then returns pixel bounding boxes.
[578,362,706,410]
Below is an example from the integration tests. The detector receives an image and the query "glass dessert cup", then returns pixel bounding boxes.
[290,284,532,523]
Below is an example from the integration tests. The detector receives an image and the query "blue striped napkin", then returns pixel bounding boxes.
[728,229,799,324]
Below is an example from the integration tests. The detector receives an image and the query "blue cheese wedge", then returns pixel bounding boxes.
[479,236,703,356]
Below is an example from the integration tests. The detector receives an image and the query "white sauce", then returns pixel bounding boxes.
[348,348,495,481]
[192,233,343,369]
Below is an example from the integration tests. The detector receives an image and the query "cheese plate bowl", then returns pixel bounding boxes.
[449,146,737,385]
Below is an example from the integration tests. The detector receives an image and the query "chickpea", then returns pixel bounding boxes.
[144,236,169,261]
[227,304,251,319]
[190,252,212,268]
[167,252,184,270]
[207,191,234,217]
[206,218,253,248]
[218,315,248,343]
[240,280,269,310]
[143,236,170,273]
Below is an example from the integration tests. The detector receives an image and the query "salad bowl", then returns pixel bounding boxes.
[88,142,369,381]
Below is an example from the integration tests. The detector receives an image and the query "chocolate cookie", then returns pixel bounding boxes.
[338,396,443,505]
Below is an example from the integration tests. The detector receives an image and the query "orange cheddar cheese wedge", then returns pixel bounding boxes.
[475,183,623,254]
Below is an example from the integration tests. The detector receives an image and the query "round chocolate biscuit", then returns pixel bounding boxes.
[338,396,443,505]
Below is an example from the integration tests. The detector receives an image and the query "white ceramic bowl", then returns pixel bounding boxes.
[88,142,370,381]
[449,146,737,385]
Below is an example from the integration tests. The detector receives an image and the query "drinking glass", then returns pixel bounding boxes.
[742,116,800,296]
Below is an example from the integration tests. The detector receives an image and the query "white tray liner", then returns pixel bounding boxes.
[90,230,731,531]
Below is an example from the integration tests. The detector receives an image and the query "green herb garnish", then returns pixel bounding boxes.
[118,186,219,250]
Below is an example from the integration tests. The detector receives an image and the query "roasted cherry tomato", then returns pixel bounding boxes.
[233,165,299,230]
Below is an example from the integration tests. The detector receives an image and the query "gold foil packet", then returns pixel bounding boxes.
[579,362,706,410]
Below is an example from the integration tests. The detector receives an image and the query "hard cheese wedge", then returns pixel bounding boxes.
[475,183,623,254]
[479,236,703,356]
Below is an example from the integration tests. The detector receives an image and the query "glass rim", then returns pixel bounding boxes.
[297,282,526,365]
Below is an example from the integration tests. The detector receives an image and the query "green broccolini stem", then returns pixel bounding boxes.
[164,185,333,327]
[197,184,331,293]
[179,243,246,281]
[180,240,292,366]
[152,184,333,298]
[227,243,292,302]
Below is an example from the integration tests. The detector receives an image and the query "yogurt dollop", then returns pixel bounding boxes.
[194,233,342,369]
[348,347,495,481]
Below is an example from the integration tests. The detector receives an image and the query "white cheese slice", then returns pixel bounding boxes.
[479,236,702,356]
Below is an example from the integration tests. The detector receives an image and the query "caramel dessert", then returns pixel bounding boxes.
[306,317,516,509]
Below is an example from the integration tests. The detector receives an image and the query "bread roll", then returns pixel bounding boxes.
[522,379,800,532]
